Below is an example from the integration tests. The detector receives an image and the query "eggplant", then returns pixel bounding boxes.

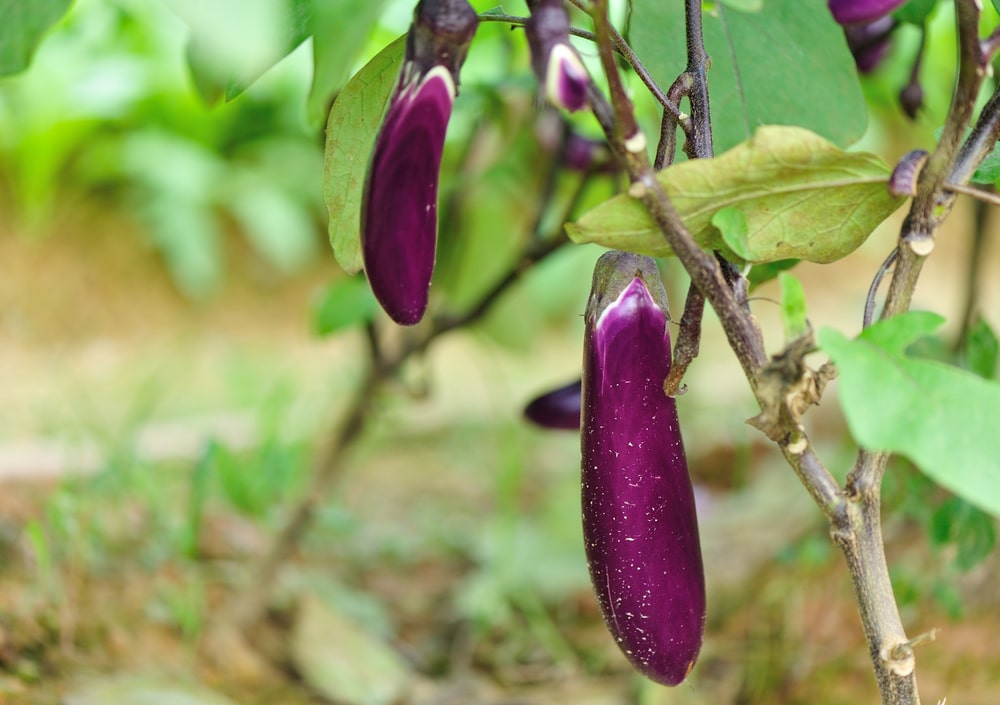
[525,0,590,112]
[581,251,705,686]
[827,0,905,26]
[523,379,582,430]
[361,0,478,326]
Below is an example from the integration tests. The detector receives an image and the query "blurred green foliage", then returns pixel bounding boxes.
[0,0,326,297]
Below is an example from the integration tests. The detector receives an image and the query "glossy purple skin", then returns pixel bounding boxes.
[828,0,905,26]
[582,260,705,686]
[524,379,582,430]
[362,68,453,326]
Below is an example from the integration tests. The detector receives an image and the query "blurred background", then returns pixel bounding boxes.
[1,1,998,703]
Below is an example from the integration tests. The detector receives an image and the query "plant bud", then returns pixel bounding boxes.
[828,0,906,26]
[362,0,478,325]
[524,379,582,430]
[581,251,705,686]
[525,0,589,112]
[899,80,924,120]
[564,132,616,173]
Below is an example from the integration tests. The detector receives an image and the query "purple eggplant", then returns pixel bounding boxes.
[828,0,905,26]
[581,251,705,686]
[361,0,478,326]
[524,379,582,430]
[843,16,897,73]
[525,0,589,112]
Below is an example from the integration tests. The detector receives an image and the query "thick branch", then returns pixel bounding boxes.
[840,5,990,704]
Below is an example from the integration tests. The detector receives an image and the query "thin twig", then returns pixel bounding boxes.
[660,0,716,389]
[681,0,714,160]
[565,0,689,131]
[663,282,704,397]
[230,159,595,633]
[480,8,689,132]
[955,193,990,354]
[478,11,598,43]
[863,249,898,329]
[656,74,695,168]
[944,180,1000,206]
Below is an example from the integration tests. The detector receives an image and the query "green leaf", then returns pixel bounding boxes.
[930,497,996,571]
[893,0,939,25]
[892,0,938,27]
[778,272,808,340]
[820,313,1000,518]
[566,126,903,264]
[0,0,72,76]
[324,35,405,274]
[168,0,311,103]
[970,142,1000,184]
[308,0,389,124]
[964,316,999,379]
[748,258,798,290]
[630,0,867,153]
[711,206,750,259]
[719,0,764,11]
[222,177,317,273]
[312,276,378,336]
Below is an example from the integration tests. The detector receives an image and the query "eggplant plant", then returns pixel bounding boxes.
[6,0,1000,703]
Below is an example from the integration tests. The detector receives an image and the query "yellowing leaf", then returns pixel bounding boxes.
[566,126,904,265]
[324,36,405,274]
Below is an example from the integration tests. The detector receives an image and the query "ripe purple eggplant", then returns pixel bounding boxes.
[581,251,705,686]
[362,0,478,326]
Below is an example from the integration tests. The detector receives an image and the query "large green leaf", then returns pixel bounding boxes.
[820,313,1000,519]
[0,0,72,76]
[308,0,389,124]
[323,36,405,274]
[566,126,903,264]
[629,0,867,153]
[167,0,311,103]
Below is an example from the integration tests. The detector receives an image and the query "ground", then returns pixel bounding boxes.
[0,197,998,704]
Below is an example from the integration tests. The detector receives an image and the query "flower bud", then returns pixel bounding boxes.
[582,251,705,686]
[563,132,616,173]
[525,0,589,112]
[899,80,924,120]
[362,0,478,326]
[828,0,906,26]
[524,379,582,430]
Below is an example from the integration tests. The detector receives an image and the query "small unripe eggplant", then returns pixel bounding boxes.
[581,251,705,686]
[523,379,582,430]
[525,0,590,112]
